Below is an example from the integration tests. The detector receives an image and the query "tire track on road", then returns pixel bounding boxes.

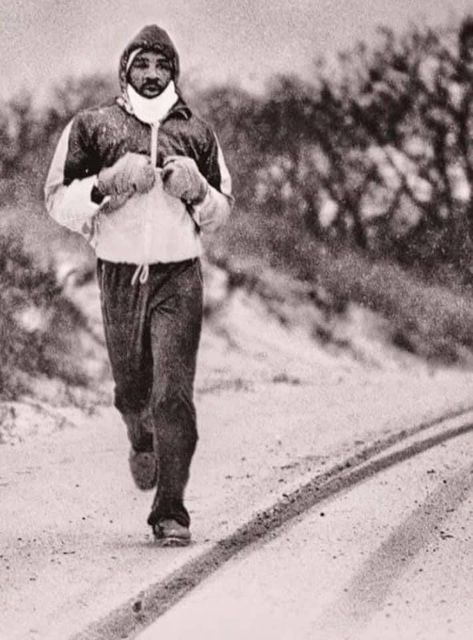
[317,459,473,638]
[72,405,473,640]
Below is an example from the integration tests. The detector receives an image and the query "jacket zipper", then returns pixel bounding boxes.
[150,123,159,166]
[142,122,159,264]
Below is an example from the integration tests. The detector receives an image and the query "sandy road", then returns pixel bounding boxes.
[3,317,473,639]
[137,414,473,640]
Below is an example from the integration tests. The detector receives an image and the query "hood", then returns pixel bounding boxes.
[118,25,180,94]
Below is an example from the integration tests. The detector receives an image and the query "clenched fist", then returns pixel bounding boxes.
[97,152,156,199]
[162,156,209,204]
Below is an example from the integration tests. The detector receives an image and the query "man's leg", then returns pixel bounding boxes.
[123,411,157,491]
[146,259,203,540]
[97,259,157,490]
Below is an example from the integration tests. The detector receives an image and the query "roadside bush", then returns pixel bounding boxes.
[0,233,90,399]
[198,16,473,285]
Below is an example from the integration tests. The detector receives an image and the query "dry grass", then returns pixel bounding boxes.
[207,208,473,365]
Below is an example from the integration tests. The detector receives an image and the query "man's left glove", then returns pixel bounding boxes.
[162,156,209,204]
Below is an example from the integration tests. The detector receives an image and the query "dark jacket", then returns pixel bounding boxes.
[45,25,232,264]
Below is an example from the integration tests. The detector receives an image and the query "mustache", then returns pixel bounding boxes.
[143,80,162,88]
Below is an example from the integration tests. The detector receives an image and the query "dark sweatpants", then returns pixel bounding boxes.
[97,257,203,528]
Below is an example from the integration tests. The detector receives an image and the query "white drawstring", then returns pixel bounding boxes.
[131,264,149,285]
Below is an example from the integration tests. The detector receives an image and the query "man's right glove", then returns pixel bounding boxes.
[97,152,156,202]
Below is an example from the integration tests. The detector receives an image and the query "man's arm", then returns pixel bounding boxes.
[191,131,234,232]
[162,129,234,232]
[44,118,102,239]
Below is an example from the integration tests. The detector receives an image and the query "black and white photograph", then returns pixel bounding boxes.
[2,1,473,638]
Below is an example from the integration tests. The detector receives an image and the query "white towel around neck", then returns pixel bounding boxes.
[126,81,179,124]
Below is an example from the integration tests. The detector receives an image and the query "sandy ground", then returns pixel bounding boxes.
[142,421,473,640]
[2,273,473,638]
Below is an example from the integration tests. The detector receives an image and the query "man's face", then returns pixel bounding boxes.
[128,51,173,98]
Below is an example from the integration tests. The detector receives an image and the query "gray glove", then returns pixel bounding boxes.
[97,152,155,199]
[162,156,209,204]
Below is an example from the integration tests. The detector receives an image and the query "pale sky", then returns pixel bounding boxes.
[2,0,472,99]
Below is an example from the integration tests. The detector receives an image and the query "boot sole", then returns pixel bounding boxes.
[154,535,191,548]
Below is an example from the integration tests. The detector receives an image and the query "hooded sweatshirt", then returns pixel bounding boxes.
[44,25,232,265]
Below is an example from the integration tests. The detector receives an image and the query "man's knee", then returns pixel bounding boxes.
[153,386,194,416]
[151,389,197,439]
[114,380,151,417]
